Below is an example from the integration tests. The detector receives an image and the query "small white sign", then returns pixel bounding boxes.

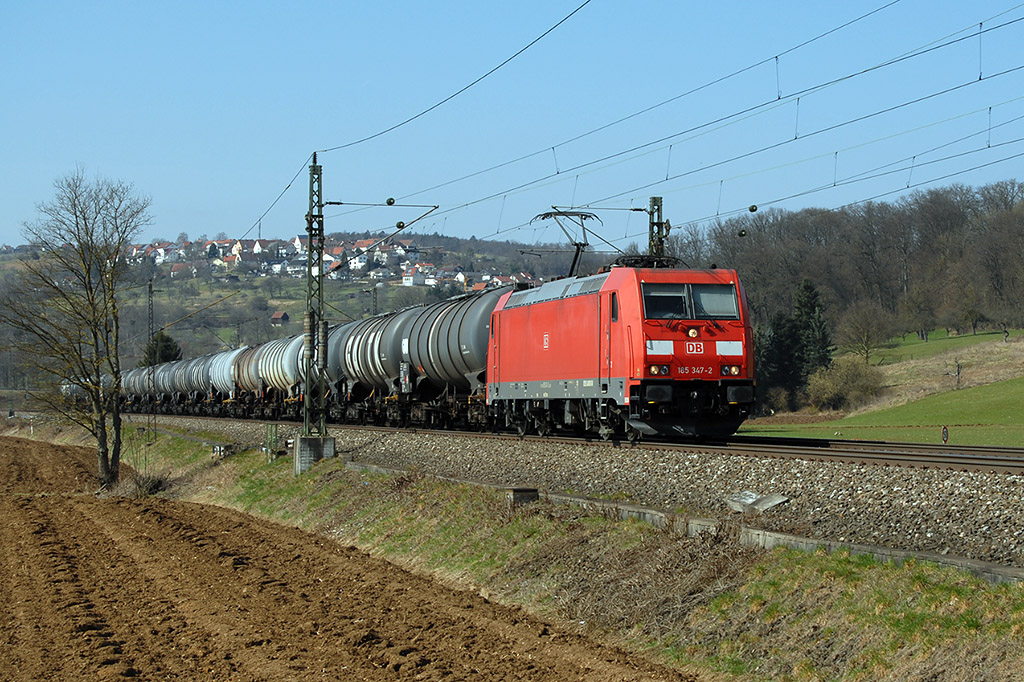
[716,341,743,356]
[645,339,674,355]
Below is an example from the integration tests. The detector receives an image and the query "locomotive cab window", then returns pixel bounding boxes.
[642,282,740,321]
[691,284,739,320]
[642,283,690,320]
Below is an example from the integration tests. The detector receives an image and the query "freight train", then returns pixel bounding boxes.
[121,256,756,439]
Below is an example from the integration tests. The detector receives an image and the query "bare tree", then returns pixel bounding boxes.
[836,300,894,365]
[0,169,151,487]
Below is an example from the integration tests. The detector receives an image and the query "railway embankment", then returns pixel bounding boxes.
[120,414,1024,570]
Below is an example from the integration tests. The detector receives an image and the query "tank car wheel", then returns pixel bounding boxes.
[535,417,552,438]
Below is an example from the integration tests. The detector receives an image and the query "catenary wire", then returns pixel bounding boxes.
[331,0,909,211]
[341,16,1024,238]
[317,0,595,154]
[245,5,1024,253]
[576,63,1024,207]
[353,4,1020,216]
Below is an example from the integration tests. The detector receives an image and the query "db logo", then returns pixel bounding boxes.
[685,342,704,354]
[543,333,550,350]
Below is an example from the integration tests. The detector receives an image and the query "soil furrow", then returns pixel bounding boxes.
[0,435,694,681]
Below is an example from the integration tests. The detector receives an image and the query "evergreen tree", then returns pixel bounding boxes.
[755,311,802,410]
[791,279,834,379]
[140,330,182,367]
[755,281,835,412]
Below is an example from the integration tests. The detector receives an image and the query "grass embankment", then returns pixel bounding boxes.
[117,427,1024,682]
[742,332,1024,446]
[742,376,1024,446]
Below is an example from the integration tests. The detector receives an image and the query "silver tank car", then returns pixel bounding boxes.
[337,287,507,396]
[171,356,209,396]
[209,347,246,398]
[121,366,148,398]
[407,287,506,391]
[234,344,267,395]
[154,362,178,395]
[259,334,304,396]
[296,323,351,391]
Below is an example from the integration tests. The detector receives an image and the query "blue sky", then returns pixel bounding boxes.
[2,1,1022,251]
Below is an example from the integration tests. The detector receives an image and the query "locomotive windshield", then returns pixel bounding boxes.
[691,284,739,319]
[642,282,739,320]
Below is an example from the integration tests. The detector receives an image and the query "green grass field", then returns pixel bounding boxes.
[740,326,1024,446]
[741,375,1024,446]
[874,328,1017,365]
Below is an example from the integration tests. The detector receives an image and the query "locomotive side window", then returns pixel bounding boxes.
[691,284,739,319]
[611,292,618,321]
[642,283,690,319]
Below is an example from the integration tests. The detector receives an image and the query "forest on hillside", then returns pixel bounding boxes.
[664,179,1024,410]
[669,180,1024,335]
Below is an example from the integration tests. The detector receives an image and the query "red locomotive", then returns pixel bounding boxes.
[488,256,755,439]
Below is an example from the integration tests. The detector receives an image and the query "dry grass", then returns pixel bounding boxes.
[856,336,1024,416]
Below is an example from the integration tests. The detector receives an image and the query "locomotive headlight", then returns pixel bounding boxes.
[649,364,670,376]
[721,365,741,376]
[687,327,699,338]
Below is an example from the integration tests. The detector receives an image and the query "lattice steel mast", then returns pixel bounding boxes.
[648,196,669,258]
[302,153,328,438]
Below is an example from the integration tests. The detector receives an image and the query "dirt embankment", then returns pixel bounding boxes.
[0,435,695,682]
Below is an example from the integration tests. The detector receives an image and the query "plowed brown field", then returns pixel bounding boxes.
[0,436,695,681]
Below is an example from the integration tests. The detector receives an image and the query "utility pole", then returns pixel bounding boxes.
[147,279,155,443]
[295,153,335,474]
[648,196,670,258]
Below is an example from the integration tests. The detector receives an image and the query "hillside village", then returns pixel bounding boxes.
[0,234,543,292]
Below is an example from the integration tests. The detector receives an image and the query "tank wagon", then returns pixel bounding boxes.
[122,258,756,439]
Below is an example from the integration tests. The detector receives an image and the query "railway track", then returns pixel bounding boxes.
[673,435,1024,475]
[118,412,1024,475]
[282,421,1024,475]
[72,413,1024,569]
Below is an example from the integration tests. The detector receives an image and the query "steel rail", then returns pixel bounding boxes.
[127,413,1024,475]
